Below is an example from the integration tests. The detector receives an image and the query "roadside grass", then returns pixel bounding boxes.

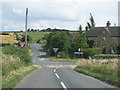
[49,57,79,63]
[2,54,37,88]
[74,59,119,87]
[28,32,50,43]
[2,44,38,88]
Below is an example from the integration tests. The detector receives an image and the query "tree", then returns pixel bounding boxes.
[90,13,95,28]
[78,25,82,31]
[46,28,52,31]
[45,32,71,56]
[87,13,95,29]
[87,22,91,30]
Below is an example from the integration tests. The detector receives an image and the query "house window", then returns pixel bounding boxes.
[102,37,106,41]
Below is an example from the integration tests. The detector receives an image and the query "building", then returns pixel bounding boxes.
[86,21,120,54]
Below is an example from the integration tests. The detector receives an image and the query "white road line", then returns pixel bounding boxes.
[60,82,67,89]
[55,73,60,78]
[60,65,62,67]
[54,69,56,72]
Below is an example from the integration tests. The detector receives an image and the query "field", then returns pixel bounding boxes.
[0,33,18,43]
[74,59,119,87]
[28,32,50,43]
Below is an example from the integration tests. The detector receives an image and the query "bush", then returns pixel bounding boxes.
[18,48,32,63]
[117,45,120,54]
[1,32,9,35]
[2,44,18,55]
[2,44,32,64]
[82,48,102,58]
[14,33,21,40]
[57,51,68,58]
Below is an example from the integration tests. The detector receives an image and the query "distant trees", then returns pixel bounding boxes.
[78,25,82,31]
[87,13,96,29]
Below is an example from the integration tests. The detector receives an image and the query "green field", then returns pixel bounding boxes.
[28,32,50,43]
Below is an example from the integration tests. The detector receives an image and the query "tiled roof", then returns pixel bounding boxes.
[86,27,120,37]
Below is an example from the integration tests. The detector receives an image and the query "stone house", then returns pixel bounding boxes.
[86,21,120,54]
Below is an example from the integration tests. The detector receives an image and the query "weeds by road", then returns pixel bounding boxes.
[2,44,37,88]
[49,57,79,63]
[74,59,119,87]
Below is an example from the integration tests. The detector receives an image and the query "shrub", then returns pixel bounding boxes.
[14,33,21,40]
[1,32,9,35]
[2,44,32,64]
[18,48,32,64]
[2,44,18,55]
[117,45,120,54]
[57,51,68,58]
[82,48,102,58]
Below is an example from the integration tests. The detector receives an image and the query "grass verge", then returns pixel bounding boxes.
[74,59,119,87]
[2,44,38,88]
[2,54,38,88]
[49,57,79,63]
[2,65,37,88]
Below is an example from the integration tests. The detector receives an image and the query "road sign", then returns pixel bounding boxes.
[78,48,81,52]
[18,41,26,48]
[53,48,58,53]
[74,52,83,54]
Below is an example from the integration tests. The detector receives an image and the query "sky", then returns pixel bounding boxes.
[1,0,120,31]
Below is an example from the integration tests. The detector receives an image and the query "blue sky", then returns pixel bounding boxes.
[1,0,119,31]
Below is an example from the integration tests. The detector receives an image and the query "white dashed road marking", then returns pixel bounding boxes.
[60,82,67,90]
[55,73,60,78]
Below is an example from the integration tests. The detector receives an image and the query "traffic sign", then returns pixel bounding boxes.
[53,48,58,53]
[18,41,26,48]
[74,52,83,54]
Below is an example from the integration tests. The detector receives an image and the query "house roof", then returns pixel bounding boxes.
[86,27,120,37]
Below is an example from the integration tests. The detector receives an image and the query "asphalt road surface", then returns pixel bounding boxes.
[15,44,116,89]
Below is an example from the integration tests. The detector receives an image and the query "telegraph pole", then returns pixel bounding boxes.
[25,8,28,48]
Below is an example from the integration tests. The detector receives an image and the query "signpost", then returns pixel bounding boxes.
[18,41,26,48]
[74,48,83,58]
[53,48,58,56]
[74,52,83,54]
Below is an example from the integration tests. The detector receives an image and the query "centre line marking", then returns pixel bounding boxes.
[60,82,67,89]
[55,73,60,78]
[54,69,56,72]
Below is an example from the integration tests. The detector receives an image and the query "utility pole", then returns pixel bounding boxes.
[25,8,28,48]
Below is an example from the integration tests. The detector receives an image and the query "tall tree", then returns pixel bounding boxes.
[90,13,95,28]
[78,25,82,31]
[87,22,91,30]
[87,13,95,30]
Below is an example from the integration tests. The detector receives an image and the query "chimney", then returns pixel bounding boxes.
[85,26,88,31]
[106,21,111,28]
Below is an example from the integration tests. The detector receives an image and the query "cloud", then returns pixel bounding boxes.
[12,8,24,15]
[1,0,119,31]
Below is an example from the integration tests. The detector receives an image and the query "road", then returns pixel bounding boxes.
[15,44,116,89]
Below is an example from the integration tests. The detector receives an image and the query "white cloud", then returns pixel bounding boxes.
[2,0,119,31]
[3,22,24,30]
[12,8,24,15]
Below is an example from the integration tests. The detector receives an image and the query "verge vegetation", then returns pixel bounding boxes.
[74,59,119,87]
[2,44,37,88]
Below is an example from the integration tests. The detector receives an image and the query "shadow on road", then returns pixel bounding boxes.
[37,55,48,58]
